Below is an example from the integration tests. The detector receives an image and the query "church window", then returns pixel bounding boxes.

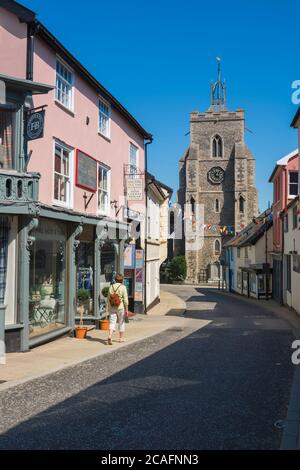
[215,239,221,255]
[215,199,220,213]
[212,135,223,158]
[190,197,195,214]
[239,196,245,214]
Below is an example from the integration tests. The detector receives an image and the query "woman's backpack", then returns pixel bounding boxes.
[109,284,122,307]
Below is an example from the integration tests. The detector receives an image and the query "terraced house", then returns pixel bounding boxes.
[0,0,152,352]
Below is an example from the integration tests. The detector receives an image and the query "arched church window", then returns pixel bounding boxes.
[215,239,221,255]
[212,135,223,158]
[239,196,245,214]
[215,199,220,213]
[190,197,195,214]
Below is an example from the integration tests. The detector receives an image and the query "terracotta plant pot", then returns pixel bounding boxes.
[75,326,88,339]
[99,319,110,330]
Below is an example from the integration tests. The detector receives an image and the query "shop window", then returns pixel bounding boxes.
[100,241,117,305]
[29,220,67,339]
[76,241,94,316]
[0,109,15,170]
[257,274,265,293]
[249,272,256,293]
[237,271,242,289]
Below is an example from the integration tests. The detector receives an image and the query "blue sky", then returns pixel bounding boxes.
[21,0,300,211]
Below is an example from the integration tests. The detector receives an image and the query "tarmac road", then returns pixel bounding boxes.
[0,286,296,450]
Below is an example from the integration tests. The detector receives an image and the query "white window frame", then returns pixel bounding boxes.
[53,140,74,208]
[98,98,111,139]
[129,142,139,178]
[288,171,299,198]
[55,57,74,112]
[98,163,111,216]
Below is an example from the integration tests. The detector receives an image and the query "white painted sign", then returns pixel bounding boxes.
[127,178,143,201]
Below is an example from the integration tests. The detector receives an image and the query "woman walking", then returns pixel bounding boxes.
[107,273,129,345]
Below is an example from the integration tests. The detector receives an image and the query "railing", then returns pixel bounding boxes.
[0,170,40,203]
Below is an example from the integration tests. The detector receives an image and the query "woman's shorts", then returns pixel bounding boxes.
[109,309,125,332]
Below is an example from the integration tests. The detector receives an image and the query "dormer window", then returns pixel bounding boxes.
[212,135,223,158]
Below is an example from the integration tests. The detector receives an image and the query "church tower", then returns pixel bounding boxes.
[177,59,258,283]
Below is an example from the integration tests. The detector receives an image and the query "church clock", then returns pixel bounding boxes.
[207,167,225,184]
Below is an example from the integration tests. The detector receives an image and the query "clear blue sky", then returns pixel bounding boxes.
[22,0,300,211]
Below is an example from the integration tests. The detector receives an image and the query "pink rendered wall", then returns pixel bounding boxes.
[272,155,299,252]
[28,36,145,221]
[0,7,27,79]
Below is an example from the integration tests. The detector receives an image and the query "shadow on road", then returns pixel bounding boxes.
[0,288,295,451]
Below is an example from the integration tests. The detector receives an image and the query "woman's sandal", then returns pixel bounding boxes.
[107,338,113,345]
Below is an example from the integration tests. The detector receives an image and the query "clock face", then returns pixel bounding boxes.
[208,167,225,184]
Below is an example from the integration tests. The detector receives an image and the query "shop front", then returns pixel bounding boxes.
[28,219,67,339]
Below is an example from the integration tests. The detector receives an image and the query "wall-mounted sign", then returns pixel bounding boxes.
[127,178,144,201]
[124,245,135,269]
[134,268,144,302]
[135,249,144,269]
[76,149,97,192]
[26,110,45,141]
[123,207,143,221]
[293,254,300,274]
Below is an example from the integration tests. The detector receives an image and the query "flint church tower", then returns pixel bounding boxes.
[177,60,258,283]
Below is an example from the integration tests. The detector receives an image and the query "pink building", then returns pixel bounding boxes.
[0,0,152,351]
[269,150,299,302]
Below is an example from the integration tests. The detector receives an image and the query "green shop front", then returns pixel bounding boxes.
[1,206,127,352]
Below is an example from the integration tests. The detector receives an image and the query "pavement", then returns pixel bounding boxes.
[0,288,190,389]
[0,284,299,449]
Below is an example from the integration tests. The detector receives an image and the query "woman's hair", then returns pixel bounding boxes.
[115,273,124,283]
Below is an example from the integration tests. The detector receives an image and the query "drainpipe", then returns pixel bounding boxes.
[26,21,39,81]
[144,137,153,313]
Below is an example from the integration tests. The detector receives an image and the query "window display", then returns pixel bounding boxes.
[100,241,116,314]
[76,241,94,316]
[29,220,67,338]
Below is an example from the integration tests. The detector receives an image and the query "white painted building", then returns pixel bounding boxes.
[225,209,273,299]
[145,173,172,310]
[282,196,300,314]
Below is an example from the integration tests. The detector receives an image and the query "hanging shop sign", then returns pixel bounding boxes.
[127,178,144,201]
[26,110,45,141]
[76,149,97,192]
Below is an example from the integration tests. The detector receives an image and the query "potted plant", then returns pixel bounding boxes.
[75,304,88,339]
[77,287,90,315]
[99,286,110,330]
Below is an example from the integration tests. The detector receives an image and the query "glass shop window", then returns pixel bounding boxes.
[99,241,117,314]
[0,109,15,170]
[249,272,256,293]
[76,241,94,316]
[28,220,67,339]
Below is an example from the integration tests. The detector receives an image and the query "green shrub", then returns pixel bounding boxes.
[166,256,187,281]
[101,286,110,298]
[77,288,90,302]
